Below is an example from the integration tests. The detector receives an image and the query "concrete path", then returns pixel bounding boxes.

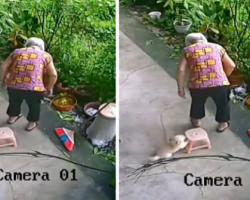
[0,90,115,199]
[119,24,250,200]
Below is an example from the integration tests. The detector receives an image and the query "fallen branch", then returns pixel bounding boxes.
[0,151,113,173]
[128,153,250,180]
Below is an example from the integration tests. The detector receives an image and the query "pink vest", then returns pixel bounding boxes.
[7,47,52,91]
[183,43,230,89]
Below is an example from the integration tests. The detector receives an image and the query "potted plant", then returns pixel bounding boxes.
[148,11,161,20]
[228,68,245,86]
[157,0,207,34]
[241,59,250,87]
[55,81,72,94]
[74,85,93,102]
[84,101,101,117]
[200,23,219,39]
[227,60,246,86]
[172,2,192,34]
[245,94,250,109]
[173,15,192,34]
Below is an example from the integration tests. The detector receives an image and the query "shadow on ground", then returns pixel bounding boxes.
[119,7,250,150]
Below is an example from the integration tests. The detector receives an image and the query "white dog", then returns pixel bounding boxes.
[150,135,189,161]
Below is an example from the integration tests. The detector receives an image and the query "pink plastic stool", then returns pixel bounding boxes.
[185,127,211,154]
[0,127,17,148]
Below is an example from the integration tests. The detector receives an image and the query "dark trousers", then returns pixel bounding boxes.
[7,88,43,122]
[189,86,230,123]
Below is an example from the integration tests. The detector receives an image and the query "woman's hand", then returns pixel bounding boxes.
[44,88,53,96]
[0,53,13,83]
[177,54,188,98]
[178,88,185,98]
[1,82,7,89]
[1,78,8,89]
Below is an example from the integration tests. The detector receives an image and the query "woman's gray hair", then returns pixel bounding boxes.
[24,37,45,51]
[185,33,207,46]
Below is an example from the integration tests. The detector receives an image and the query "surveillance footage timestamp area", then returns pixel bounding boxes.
[0,168,78,181]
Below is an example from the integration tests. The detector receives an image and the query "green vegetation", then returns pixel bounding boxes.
[121,0,250,81]
[93,146,116,189]
[0,0,116,102]
[93,146,116,165]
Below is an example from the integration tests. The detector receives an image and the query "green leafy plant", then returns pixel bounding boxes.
[157,0,206,24]
[109,175,115,189]
[93,146,116,189]
[0,0,116,102]
[93,147,116,165]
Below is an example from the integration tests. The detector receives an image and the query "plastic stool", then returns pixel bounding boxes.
[0,127,17,148]
[185,127,211,154]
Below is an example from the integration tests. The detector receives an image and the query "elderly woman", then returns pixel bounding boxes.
[177,33,236,132]
[0,37,57,131]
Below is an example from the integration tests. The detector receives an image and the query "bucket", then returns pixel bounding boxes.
[149,11,161,20]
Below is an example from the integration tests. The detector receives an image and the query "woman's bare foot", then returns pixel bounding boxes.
[216,122,230,133]
[25,122,38,131]
[191,118,201,127]
[7,114,22,124]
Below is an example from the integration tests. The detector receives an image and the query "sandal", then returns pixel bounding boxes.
[190,118,201,128]
[7,114,22,124]
[25,123,38,131]
[216,122,230,133]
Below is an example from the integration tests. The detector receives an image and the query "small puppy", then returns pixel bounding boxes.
[150,135,189,161]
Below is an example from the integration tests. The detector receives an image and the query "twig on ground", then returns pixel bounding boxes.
[0,151,113,173]
[128,153,250,180]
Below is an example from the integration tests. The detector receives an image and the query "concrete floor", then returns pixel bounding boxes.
[0,91,115,199]
[119,12,250,200]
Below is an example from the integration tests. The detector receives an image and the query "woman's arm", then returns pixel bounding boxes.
[222,52,236,76]
[45,60,58,91]
[0,53,13,83]
[177,54,188,91]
